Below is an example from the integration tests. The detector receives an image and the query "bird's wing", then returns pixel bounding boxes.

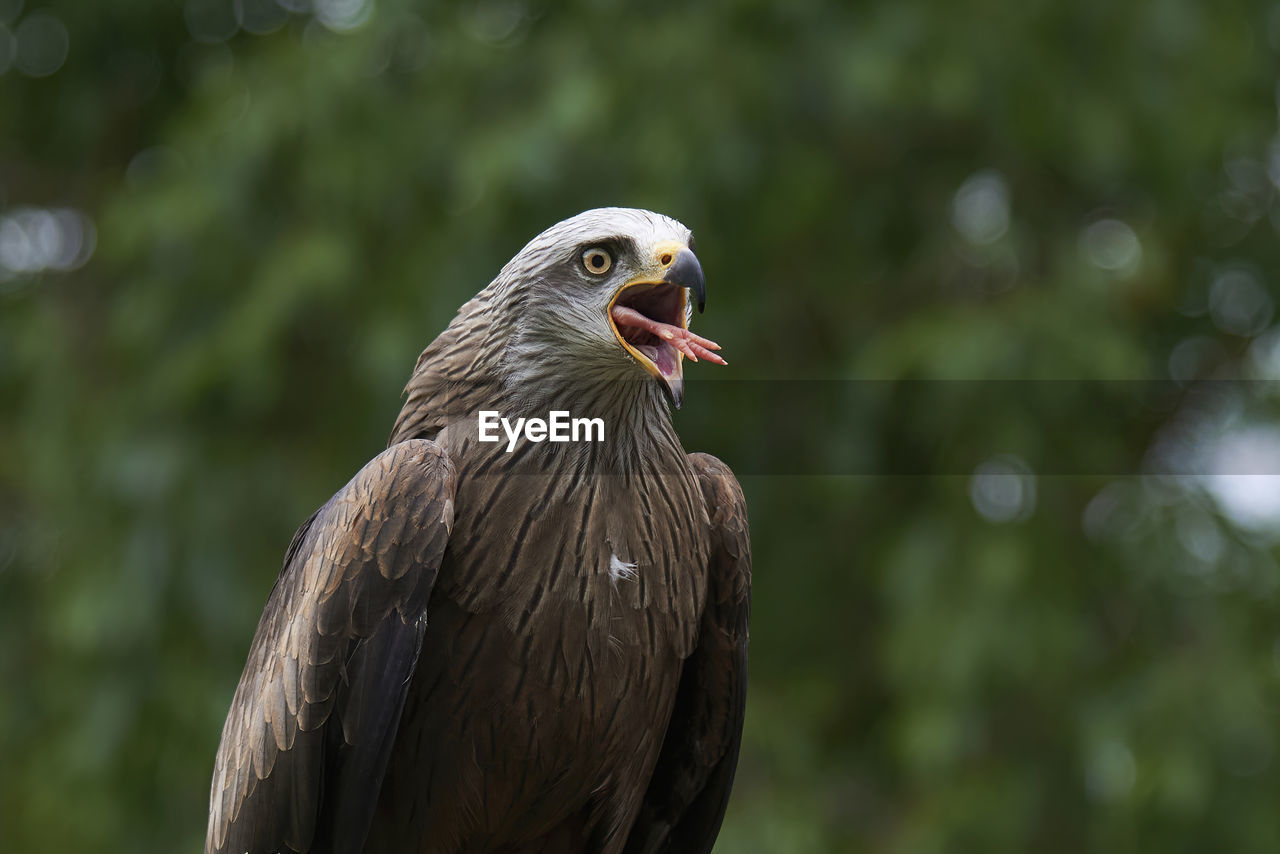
[624,452,751,854]
[207,439,456,854]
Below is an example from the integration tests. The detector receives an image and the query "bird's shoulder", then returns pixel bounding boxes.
[285,439,454,592]
[686,452,750,571]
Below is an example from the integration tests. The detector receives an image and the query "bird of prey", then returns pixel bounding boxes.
[206,208,751,854]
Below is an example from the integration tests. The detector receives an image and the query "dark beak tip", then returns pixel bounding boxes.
[661,376,685,410]
[664,247,707,315]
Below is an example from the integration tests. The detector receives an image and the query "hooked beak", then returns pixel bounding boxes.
[665,247,706,313]
[607,246,724,409]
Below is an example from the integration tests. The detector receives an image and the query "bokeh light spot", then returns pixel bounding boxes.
[1209,268,1273,337]
[951,170,1010,246]
[1204,426,1280,532]
[1167,336,1227,383]
[1220,158,1270,225]
[969,455,1036,524]
[14,11,68,77]
[1246,326,1280,380]
[1174,507,1224,566]
[235,0,288,35]
[1080,218,1142,275]
[0,207,95,276]
[315,0,373,33]
[461,0,528,47]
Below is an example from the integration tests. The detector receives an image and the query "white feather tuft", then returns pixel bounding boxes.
[608,552,638,586]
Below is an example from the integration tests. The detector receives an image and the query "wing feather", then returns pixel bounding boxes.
[206,439,456,854]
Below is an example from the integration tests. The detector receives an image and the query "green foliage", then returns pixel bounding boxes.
[4,1,1280,851]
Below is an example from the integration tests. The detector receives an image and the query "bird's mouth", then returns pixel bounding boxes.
[609,282,688,380]
[608,280,725,409]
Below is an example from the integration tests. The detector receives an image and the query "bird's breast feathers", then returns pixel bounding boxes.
[431,439,711,666]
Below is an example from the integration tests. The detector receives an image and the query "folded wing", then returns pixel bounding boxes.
[207,439,456,854]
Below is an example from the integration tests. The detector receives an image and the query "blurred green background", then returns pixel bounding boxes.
[5,0,1280,851]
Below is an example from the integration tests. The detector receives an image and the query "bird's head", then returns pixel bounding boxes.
[495,208,725,409]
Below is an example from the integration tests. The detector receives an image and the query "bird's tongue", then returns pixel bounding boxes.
[610,304,727,372]
[649,345,679,377]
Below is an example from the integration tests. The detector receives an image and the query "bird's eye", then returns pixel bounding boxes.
[582,247,612,275]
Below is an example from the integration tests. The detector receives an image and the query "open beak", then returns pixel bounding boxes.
[607,247,725,409]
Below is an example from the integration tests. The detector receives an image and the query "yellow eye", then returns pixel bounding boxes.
[582,247,612,275]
